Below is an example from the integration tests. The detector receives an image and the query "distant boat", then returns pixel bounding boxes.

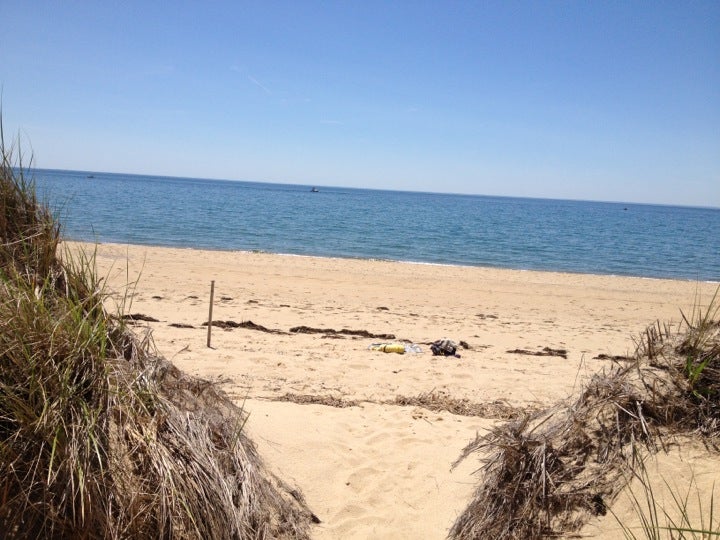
[87,174,95,179]
[310,187,319,192]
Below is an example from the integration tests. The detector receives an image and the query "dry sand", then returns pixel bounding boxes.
[76,241,719,539]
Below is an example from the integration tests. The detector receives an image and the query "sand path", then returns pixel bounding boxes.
[77,242,718,538]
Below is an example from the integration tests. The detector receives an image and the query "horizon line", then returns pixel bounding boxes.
[28,166,720,211]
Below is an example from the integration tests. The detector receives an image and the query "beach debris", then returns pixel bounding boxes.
[122,312,160,323]
[369,342,423,354]
[201,319,286,334]
[506,346,568,359]
[369,343,406,354]
[430,339,461,358]
[169,322,195,328]
[290,325,395,339]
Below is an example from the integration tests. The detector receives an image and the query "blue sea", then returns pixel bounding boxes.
[31,169,720,282]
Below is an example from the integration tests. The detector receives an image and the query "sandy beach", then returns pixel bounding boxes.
[77,241,719,539]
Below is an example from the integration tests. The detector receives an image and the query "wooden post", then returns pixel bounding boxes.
[207,280,215,348]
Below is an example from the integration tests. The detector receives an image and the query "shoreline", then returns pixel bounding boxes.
[65,239,720,284]
[77,241,719,538]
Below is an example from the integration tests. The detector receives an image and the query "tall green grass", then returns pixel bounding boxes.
[0,121,113,536]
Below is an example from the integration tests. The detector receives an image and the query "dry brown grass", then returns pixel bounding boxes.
[392,391,526,420]
[0,127,314,538]
[450,296,720,539]
[271,393,360,408]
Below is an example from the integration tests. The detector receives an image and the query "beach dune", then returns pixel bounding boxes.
[82,241,718,539]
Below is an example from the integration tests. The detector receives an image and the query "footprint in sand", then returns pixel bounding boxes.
[347,363,369,370]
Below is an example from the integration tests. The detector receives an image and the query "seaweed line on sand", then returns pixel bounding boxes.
[268,393,360,408]
[202,319,287,334]
[506,346,568,359]
[265,391,529,420]
[290,325,396,339]
[391,391,529,420]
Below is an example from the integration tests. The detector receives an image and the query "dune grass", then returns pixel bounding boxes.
[613,289,720,540]
[0,125,314,538]
[450,286,720,539]
[612,444,719,539]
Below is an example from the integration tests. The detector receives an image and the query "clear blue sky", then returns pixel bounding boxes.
[1,1,718,206]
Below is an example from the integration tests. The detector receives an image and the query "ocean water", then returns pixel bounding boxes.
[31,168,720,282]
